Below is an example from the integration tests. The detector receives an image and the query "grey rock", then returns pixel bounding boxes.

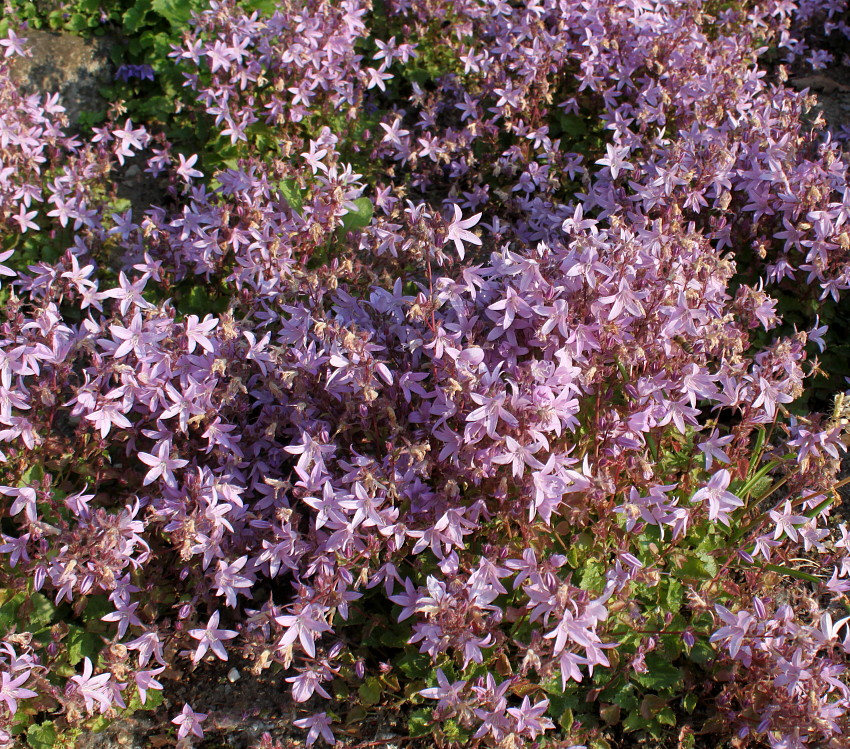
[10,29,115,126]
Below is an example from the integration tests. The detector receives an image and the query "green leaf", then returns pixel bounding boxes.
[633,656,682,691]
[736,458,783,498]
[142,687,164,710]
[680,551,717,580]
[443,718,469,742]
[579,560,605,592]
[664,578,683,610]
[600,680,639,711]
[123,0,152,33]
[176,285,228,317]
[764,563,821,583]
[66,625,102,666]
[66,13,88,31]
[279,179,304,215]
[245,0,278,14]
[682,693,697,713]
[656,707,676,726]
[358,676,382,706]
[27,722,57,749]
[0,594,23,631]
[340,197,373,233]
[557,113,588,137]
[28,593,56,629]
[19,463,44,486]
[82,595,114,622]
[396,651,429,678]
[405,68,430,85]
[127,684,164,712]
[378,625,409,648]
[640,694,667,719]
[407,708,432,737]
[86,713,113,734]
[688,639,714,665]
[345,705,367,725]
[622,710,651,733]
[151,0,192,27]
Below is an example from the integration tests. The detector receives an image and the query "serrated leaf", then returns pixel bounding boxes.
[407,708,432,737]
[633,656,682,691]
[151,0,191,27]
[28,593,55,629]
[86,712,113,733]
[81,595,113,622]
[345,705,367,725]
[0,593,23,631]
[600,680,638,711]
[664,578,682,609]
[680,551,717,580]
[66,625,102,666]
[123,0,152,33]
[129,685,164,712]
[622,710,650,733]
[688,640,714,665]
[443,718,469,742]
[378,627,410,648]
[600,703,620,725]
[66,13,88,31]
[558,113,588,137]
[656,706,676,726]
[245,0,278,14]
[19,463,44,486]
[640,694,667,719]
[579,561,605,592]
[397,651,429,678]
[358,676,382,706]
[27,722,57,749]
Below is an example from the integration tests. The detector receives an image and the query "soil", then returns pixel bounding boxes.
[77,654,411,749]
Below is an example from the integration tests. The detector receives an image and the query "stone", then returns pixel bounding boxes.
[10,29,115,126]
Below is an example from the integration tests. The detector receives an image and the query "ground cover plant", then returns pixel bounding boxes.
[2,0,850,747]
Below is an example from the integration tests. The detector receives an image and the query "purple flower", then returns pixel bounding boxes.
[293,712,335,746]
[709,605,754,660]
[176,154,204,183]
[691,469,744,526]
[0,671,36,714]
[71,658,114,714]
[286,668,332,702]
[769,501,808,542]
[0,30,28,58]
[274,604,332,658]
[172,703,207,740]
[115,64,155,82]
[507,695,554,739]
[137,440,189,488]
[188,611,238,663]
[134,667,164,705]
[445,205,482,260]
[595,143,634,179]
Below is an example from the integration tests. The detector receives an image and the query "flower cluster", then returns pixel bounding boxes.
[0,0,850,747]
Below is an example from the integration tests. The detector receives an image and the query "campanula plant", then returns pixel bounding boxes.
[1,1,850,748]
